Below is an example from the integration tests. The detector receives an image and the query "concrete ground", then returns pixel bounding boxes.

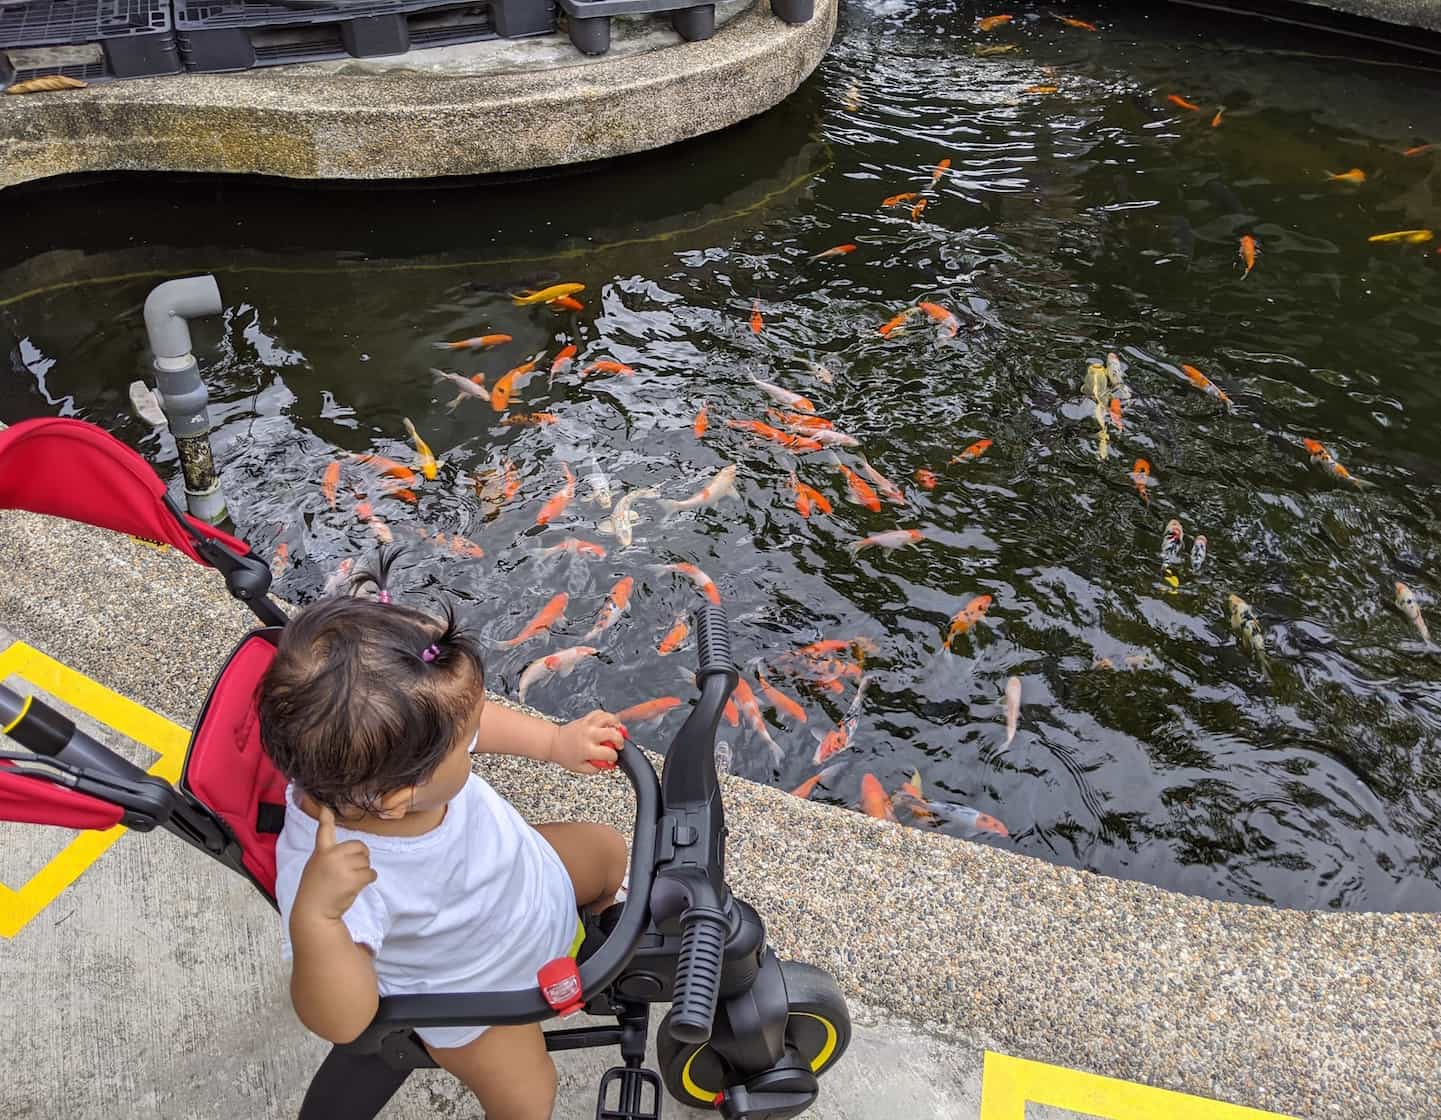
[1,509,1439,1120]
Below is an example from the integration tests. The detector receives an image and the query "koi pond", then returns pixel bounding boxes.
[4,1,1441,911]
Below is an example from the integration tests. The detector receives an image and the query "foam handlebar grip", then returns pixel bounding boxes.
[692,604,734,677]
[668,910,728,1044]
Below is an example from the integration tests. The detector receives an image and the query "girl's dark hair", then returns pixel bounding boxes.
[257,548,485,814]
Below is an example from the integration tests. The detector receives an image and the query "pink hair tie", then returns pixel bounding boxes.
[377,590,392,605]
[421,644,441,663]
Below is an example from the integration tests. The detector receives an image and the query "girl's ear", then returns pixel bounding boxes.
[373,787,415,820]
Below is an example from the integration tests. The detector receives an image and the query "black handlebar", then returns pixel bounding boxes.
[655,605,737,1046]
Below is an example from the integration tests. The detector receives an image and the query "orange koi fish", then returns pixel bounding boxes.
[322,461,341,509]
[976,13,1014,31]
[447,533,485,559]
[1167,94,1202,112]
[731,677,783,762]
[1109,396,1123,430]
[946,594,993,645]
[269,541,289,579]
[1326,168,1366,183]
[834,461,881,512]
[1404,143,1434,157]
[1239,234,1258,278]
[911,198,928,221]
[949,438,992,463]
[1179,363,1234,410]
[812,243,857,261]
[354,500,392,545]
[879,310,913,337]
[767,409,833,431]
[1054,14,1097,30]
[790,764,840,799]
[930,158,951,185]
[517,645,597,704]
[918,301,960,337]
[433,332,512,351]
[750,301,764,335]
[1211,107,1224,127]
[749,375,815,412]
[388,488,419,504]
[551,344,577,375]
[852,528,924,554]
[542,538,606,558]
[796,637,875,660]
[694,401,709,437]
[657,561,723,605]
[498,592,569,649]
[757,668,807,723]
[858,456,906,505]
[535,462,576,526]
[615,696,683,726]
[548,295,584,311]
[513,282,584,306]
[813,675,871,764]
[491,358,537,411]
[726,419,824,452]
[790,472,833,518]
[502,459,522,501]
[580,360,635,378]
[352,454,419,485]
[1130,458,1152,502]
[585,577,635,639]
[859,774,896,820]
[1024,85,1059,94]
[1302,438,1358,483]
[915,467,938,490]
[658,614,691,655]
[882,191,920,208]
[502,412,558,427]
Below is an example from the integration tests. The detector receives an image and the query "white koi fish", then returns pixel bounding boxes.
[518,645,598,704]
[660,464,738,513]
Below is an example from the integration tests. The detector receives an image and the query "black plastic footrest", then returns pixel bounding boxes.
[596,1065,663,1120]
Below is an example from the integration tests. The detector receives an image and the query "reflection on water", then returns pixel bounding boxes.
[5,0,1441,910]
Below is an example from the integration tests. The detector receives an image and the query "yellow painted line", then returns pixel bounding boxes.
[0,641,189,938]
[980,1052,1298,1120]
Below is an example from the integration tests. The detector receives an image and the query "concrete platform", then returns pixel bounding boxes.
[0,0,836,191]
[1,508,1439,1119]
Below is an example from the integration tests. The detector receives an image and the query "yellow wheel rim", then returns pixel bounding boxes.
[678,1012,839,1104]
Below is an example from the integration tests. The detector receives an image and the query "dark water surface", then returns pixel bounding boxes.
[5,1,1441,910]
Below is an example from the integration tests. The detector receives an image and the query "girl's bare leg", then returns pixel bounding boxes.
[428,1023,556,1120]
[534,821,628,911]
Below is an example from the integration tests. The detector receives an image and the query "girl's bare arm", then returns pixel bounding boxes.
[290,915,381,1043]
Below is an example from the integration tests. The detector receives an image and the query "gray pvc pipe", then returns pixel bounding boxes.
[143,275,223,362]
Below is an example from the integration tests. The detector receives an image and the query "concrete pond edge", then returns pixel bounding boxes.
[0,0,837,190]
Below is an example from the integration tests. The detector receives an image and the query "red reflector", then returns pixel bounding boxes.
[538,957,584,1017]
[713,1092,725,1105]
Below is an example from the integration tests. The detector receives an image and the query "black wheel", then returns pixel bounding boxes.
[568,15,611,55]
[657,960,851,1110]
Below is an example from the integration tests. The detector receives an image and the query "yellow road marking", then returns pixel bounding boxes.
[980,1052,1298,1119]
[0,641,188,938]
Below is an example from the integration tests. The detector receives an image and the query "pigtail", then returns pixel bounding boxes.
[418,600,485,683]
[351,544,405,604]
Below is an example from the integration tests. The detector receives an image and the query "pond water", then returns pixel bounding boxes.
[5,0,1441,911]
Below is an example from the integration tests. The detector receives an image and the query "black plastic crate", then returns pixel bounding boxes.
[176,0,551,71]
[0,0,180,82]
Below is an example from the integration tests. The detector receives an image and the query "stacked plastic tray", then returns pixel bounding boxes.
[174,0,551,72]
[0,0,180,85]
[558,0,811,56]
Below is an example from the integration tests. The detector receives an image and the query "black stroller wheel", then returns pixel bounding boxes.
[657,960,851,1109]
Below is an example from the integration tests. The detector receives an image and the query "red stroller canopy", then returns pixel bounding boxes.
[0,417,252,564]
[0,418,262,838]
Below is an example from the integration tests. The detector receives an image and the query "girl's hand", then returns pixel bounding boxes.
[550,710,626,775]
[293,807,378,923]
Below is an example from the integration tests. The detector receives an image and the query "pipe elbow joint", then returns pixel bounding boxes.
[143,275,223,361]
